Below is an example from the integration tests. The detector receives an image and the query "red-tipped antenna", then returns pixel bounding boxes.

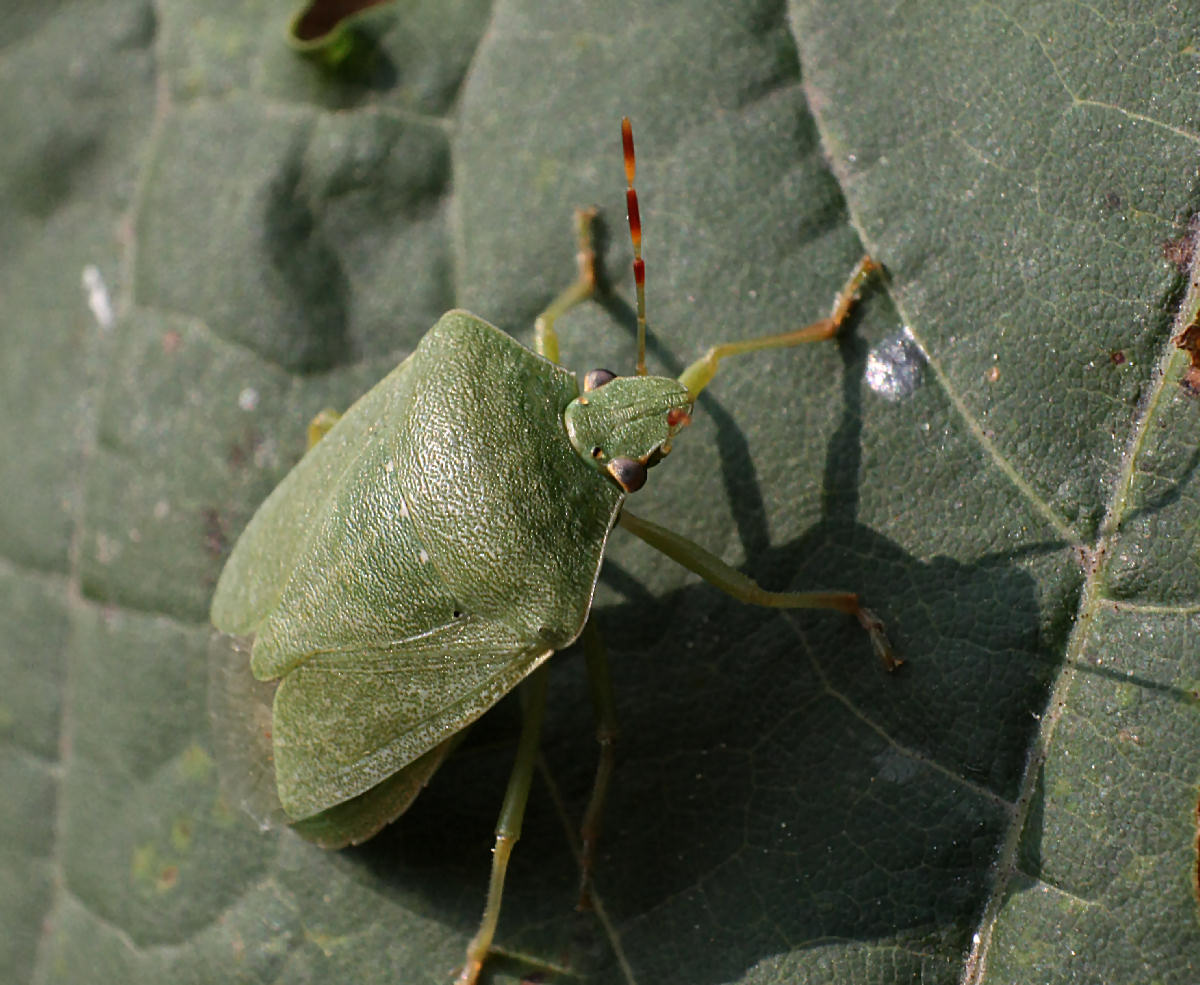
[622,117,648,375]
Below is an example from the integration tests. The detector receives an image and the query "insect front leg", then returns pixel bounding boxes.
[678,255,879,398]
[456,664,550,985]
[306,407,341,449]
[618,509,898,670]
[533,207,599,365]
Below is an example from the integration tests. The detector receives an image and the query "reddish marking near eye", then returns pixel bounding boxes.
[667,408,691,427]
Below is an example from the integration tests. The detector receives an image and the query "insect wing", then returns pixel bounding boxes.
[210,356,412,637]
[209,630,464,847]
[211,310,621,826]
[288,736,461,848]
[206,630,286,832]
[243,391,460,685]
[271,616,553,820]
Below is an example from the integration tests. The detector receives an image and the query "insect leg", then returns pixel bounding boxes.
[678,255,879,399]
[305,407,341,449]
[577,618,618,911]
[456,664,550,985]
[618,508,898,670]
[533,207,598,365]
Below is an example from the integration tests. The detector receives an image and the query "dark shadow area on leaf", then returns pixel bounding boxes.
[1071,658,1200,709]
[577,538,1043,984]
[1015,763,1047,890]
[261,154,355,373]
[292,23,400,95]
[11,129,100,220]
[1116,434,1200,525]
[329,513,1048,984]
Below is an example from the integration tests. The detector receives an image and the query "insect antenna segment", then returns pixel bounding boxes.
[621,117,648,376]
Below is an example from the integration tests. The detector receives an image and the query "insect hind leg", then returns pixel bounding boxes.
[534,207,599,364]
[456,665,550,985]
[577,618,617,911]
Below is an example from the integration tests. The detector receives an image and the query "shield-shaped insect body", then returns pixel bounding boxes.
[211,118,892,985]
[213,310,690,825]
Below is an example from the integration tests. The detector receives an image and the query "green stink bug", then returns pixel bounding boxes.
[210,117,894,984]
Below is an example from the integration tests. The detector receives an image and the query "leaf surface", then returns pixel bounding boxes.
[2,1,1198,983]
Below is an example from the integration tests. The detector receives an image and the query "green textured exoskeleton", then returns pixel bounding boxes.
[211,119,894,985]
[212,309,687,821]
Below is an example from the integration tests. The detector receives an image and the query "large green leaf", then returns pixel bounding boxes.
[3,1,1198,983]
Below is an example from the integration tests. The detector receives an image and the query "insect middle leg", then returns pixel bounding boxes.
[678,255,879,398]
[456,664,550,985]
[534,207,599,365]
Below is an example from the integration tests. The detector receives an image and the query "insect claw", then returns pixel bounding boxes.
[857,607,900,671]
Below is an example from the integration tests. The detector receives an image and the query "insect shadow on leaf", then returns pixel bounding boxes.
[210,118,899,985]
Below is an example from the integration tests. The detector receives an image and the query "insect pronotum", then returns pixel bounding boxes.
[210,117,895,985]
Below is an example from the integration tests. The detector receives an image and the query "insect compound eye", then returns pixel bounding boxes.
[606,456,647,493]
[583,368,618,392]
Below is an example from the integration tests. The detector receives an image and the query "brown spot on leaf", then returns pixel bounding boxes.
[1162,215,1200,272]
[1174,320,1200,396]
[202,507,228,559]
[1164,237,1194,271]
[1168,214,1200,395]
[226,429,261,472]
[1194,787,1200,907]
